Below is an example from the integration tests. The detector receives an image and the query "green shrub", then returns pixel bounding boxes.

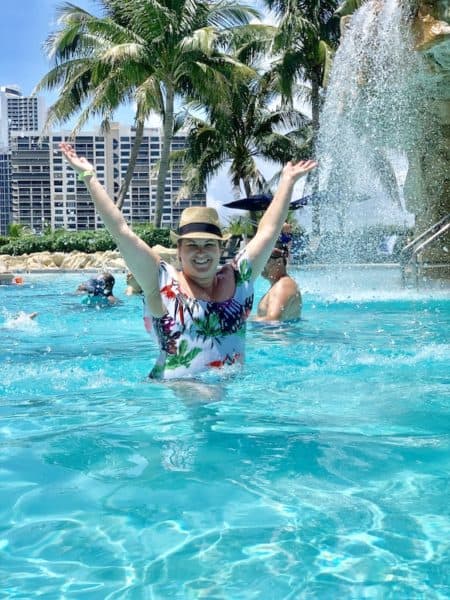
[0,235,49,255]
[0,225,172,256]
[133,224,172,247]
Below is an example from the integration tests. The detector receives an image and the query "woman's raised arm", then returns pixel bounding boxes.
[59,142,165,316]
[245,160,318,280]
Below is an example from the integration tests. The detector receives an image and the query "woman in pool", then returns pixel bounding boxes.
[60,142,316,379]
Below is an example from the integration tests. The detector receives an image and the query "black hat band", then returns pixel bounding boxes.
[178,222,222,237]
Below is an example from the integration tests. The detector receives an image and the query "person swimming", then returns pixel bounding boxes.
[76,272,118,306]
[3,311,39,330]
[125,271,143,296]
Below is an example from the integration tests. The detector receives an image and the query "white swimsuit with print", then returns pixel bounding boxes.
[144,250,254,379]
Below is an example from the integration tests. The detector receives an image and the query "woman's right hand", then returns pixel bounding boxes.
[59,142,95,175]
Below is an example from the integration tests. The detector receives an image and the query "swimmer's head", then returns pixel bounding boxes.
[101,272,115,292]
[126,271,142,294]
[262,243,288,278]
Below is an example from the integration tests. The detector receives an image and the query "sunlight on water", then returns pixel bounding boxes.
[1,270,449,598]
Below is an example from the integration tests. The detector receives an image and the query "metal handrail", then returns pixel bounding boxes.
[414,222,450,258]
[400,213,450,263]
[401,213,450,286]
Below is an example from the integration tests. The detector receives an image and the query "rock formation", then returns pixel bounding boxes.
[336,0,449,267]
[0,245,179,274]
[406,0,449,264]
[0,250,127,273]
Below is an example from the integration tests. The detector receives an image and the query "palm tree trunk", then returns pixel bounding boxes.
[154,84,175,228]
[243,179,258,236]
[310,73,321,135]
[310,72,321,236]
[116,118,145,210]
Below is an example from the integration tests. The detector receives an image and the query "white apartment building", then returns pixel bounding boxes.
[9,123,205,232]
[0,152,11,235]
[0,85,46,150]
[0,85,46,233]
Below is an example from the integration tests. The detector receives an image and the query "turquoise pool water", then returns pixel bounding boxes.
[1,267,449,599]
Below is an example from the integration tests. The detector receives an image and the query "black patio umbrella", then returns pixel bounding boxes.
[289,191,345,208]
[224,192,317,211]
[223,193,274,211]
[224,190,371,212]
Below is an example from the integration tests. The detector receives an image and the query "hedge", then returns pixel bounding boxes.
[0,225,172,256]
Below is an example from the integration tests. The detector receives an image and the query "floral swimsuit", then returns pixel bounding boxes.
[144,250,254,379]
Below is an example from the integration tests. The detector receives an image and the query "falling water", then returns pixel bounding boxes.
[316,0,429,249]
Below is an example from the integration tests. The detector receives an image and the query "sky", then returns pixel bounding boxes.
[0,0,136,124]
[1,0,82,94]
[0,0,311,226]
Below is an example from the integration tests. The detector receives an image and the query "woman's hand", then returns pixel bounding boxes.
[59,142,94,175]
[281,159,318,184]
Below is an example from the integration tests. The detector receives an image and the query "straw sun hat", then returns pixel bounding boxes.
[170,207,230,244]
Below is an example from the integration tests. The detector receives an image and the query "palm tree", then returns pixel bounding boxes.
[173,27,312,204]
[175,72,312,217]
[266,0,340,132]
[263,0,340,234]
[35,0,259,226]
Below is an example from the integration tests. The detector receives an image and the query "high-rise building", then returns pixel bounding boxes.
[0,85,46,149]
[10,136,51,233]
[0,151,11,235]
[10,123,205,232]
[0,86,47,233]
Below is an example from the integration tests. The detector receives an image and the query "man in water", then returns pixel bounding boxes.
[255,244,302,322]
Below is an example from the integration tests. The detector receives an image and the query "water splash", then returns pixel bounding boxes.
[316,0,429,240]
[2,311,39,332]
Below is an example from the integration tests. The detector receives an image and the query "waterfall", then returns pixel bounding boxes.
[315,0,428,246]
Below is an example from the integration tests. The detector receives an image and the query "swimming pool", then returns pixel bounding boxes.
[1,267,449,598]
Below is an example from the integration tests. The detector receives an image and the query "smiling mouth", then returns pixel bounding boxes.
[193,257,210,265]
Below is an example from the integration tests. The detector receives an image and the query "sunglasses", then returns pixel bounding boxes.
[269,250,286,260]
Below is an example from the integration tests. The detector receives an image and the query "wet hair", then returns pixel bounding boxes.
[101,272,115,291]
[81,272,115,297]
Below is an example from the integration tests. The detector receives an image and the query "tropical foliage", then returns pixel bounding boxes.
[32,0,346,233]
[35,0,259,225]
[171,24,312,199]
[225,217,255,238]
[335,0,366,17]
[265,0,340,130]
[259,0,340,233]
[7,223,32,238]
[0,226,171,256]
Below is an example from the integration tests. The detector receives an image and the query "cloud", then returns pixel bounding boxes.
[145,112,163,128]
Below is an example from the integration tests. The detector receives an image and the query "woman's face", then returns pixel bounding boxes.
[179,238,222,278]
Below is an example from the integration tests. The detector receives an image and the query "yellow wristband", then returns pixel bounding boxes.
[77,170,95,182]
